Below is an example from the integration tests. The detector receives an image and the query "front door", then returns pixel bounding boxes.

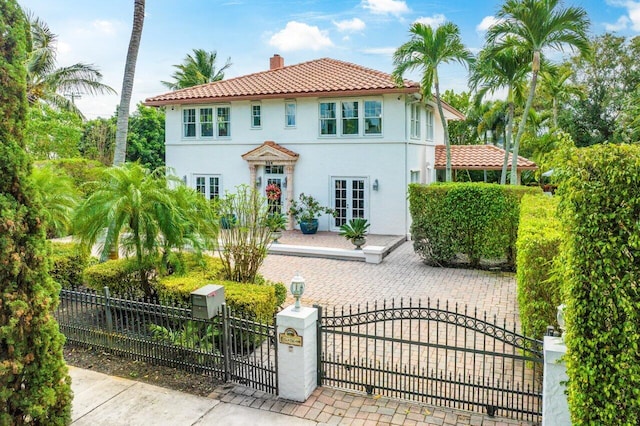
[332,177,367,230]
[265,165,286,214]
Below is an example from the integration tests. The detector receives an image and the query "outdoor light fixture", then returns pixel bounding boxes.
[255,176,262,187]
[283,176,288,188]
[557,304,566,340]
[372,179,379,191]
[290,273,305,311]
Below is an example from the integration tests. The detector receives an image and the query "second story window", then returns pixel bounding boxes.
[200,108,213,137]
[217,107,230,137]
[364,100,382,135]
[285,102,296,127]
[426,109,434,141]
[183,108,196,137]
[320,102,337,135]
[410,104,421,139]
[251,104,261,128]
[341,101,359,135]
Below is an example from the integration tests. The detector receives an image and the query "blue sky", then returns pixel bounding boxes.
[19,0,640,119]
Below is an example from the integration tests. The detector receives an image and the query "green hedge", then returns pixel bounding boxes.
[558,144,640,424]
[515,194,563,340]
[49,241,93,288]
[408,183,539,268]
[558,145,640,425]
[82,257,145,296]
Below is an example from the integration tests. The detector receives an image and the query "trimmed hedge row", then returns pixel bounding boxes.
[515,194,563,341]
[408,183,540,268]
[49,241,93,288]
[558,144,640,424]
[82,253,286,321]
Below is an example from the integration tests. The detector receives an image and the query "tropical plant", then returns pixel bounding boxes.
[538,63,580,129]
[288,193,335,224]
[339,218,370,248]
[265,213,287,232]
[25,103,83,160]
[217,185,271,283]
[26,14,116,118]
[161,48,232,90]
[392,22,473,182]
[73,162,217,296]
[31,165,80,238]
[469,45,529,184]
[486,0,590,184]
[113,0,145,166]
[0,2,72,422]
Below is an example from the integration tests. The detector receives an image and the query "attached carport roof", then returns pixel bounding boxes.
[434,145,538,171]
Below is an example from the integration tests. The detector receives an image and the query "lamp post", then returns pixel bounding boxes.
[290,273,305,311]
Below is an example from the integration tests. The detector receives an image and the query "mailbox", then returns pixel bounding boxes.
[190,284,225,319]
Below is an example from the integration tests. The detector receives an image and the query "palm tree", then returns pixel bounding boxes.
[539,63,580,129]
[73,162,217,296]
[113,0,145,166]
[486,0,590,184]
[393,22,473,182]
[31,166,79,238]
[25,15,116,119]
[469,45,529,184]
[161,49,232,90]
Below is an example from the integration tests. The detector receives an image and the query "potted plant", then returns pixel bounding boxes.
[265,213,287,243]
[288,193,335,235]
[339,218,370,249]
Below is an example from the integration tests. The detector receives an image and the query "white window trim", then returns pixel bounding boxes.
[251,103,261,129]
[181,106,231,140]
[193,174,222,200]
[426,108,434,141]
[319,98,383,138]
[410,104,421,139]
[285,101,296,128]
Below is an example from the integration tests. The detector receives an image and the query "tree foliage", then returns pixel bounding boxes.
[0,2,72,423]
[25,104,82,160]
[162,48,232,90]
[126,103,165,170]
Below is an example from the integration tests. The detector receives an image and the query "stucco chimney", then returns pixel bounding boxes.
[270,54,284,70]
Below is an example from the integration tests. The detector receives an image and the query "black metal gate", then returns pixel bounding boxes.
[56,287,278,395]
[316,298,542,422]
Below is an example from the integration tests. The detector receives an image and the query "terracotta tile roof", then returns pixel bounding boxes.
[434,144,537,170]
[242,141,299,159]
[145,58,420,106]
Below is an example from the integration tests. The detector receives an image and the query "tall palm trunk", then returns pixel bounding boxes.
[501,97,515,184]
[113,0,145,166]
[433,72,452,182]
[510,51,540,185]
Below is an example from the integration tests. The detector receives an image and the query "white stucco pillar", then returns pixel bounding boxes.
[542,336,570,426]
[276,305,318,402]
[249,164,257,188]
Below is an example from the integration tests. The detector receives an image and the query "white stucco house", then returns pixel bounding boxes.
[145,55,464,236]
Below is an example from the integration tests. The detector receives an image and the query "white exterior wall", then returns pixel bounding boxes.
[165,94,437,236]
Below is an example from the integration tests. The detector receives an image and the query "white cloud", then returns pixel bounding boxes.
[606,0,640,31]
[92,19,117,35]
[361,47,396,56]
[334,17,366,32]
[476,15,500,32]
[362,0,410,16]
[269,21,333,52]
[606,15,631,31]
[415,14,446,28]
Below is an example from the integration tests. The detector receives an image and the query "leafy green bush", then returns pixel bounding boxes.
[49,241,93,288]
[34,158,105,197]
[82,257,147,296]
[515,194,563,340]
[558,144,640,424]
[409,183,539,268]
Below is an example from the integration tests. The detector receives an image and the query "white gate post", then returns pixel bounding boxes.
[542,336,570,425]
[276,305,318,402]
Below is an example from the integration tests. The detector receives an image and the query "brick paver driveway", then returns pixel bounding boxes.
[260,240,520,326]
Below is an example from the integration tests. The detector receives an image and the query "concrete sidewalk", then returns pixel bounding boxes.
[69,366,315,426]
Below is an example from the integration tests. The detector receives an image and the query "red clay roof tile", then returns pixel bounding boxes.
[434,145,537,170]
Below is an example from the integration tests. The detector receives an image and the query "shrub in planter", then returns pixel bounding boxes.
[49,241,93,288]
[288,193,335,234]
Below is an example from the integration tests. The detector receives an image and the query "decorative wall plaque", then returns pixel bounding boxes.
[279,327,303,346]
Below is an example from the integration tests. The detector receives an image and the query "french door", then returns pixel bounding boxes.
[332,177,367,230]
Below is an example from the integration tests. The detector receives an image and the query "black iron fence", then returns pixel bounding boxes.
[316,298,543,422]
[56,287,277,394]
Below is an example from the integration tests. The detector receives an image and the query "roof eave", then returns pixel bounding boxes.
[144,86,420,107]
